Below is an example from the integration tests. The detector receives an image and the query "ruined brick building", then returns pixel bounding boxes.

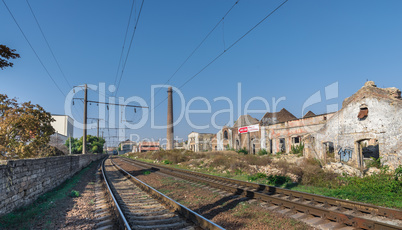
[186,81,401,170]
[304,81,402,170]
[187,132,215,152]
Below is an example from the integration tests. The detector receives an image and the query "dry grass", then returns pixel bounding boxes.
[127,150,338,186]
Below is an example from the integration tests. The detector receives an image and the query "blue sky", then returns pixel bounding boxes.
[1,0,402,147]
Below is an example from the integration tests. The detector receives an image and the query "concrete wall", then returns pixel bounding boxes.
[0,154,104,215]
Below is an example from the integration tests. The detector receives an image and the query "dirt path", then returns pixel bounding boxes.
[0,160,103,230]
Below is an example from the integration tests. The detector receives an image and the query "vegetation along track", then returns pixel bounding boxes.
[118,157,402,230]
[101,157,224,230]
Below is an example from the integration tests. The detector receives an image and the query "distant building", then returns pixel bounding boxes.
[136,142,160,152]
[174,140,185,149]
[106,147,117,153]
[187,132,215,152]
[119,140,136,154]
[50,115,74,151]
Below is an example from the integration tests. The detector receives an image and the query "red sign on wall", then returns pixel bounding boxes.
[238,125,259,134]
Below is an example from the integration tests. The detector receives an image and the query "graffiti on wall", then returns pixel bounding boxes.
[338,147,353,162]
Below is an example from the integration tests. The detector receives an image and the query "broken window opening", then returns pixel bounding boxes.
[357,139,379,169]
[358,106,368,120]
[323,141,334,159]
[279,138,286,153]
[223,130,228,139]
[292,136,300,144]
[269,139,273,154]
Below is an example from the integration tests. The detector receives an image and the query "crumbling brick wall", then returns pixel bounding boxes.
[0,154,104,215]
[307,82,402,170]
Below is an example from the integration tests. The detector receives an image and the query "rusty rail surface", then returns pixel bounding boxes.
[109,157,225,230]
[119,157,402,230]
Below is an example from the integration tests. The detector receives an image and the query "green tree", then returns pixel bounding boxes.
[65,137,81,154]
[65,135,105,154]
[0,45,20,70]
[0,94,55,159]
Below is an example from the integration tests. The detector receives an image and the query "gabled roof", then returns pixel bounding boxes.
[260,108,297,126]
[342,81,401,108]
[233,115,259,127]
[303,111,316,118]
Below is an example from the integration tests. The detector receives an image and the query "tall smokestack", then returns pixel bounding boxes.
[166,87,174,150]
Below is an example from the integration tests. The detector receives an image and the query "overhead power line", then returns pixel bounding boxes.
[114,0,145,96]
[178,0,288,89]
[113,0,136,88]
[25,0,72,89]
[2,0,66,97]
[25,0,87,117]
[152,0,241,98]
[152,0,289,112]
[73,98,149,108]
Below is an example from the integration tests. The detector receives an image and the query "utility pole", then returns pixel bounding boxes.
[83,84,88,154]
[97,119,100,138]
[72,85,148,154]
[88,118,103,138]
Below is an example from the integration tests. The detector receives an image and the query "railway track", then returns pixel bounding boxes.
[99,157,224,230]
[117,157,402,230]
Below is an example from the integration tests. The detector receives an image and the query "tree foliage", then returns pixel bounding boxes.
[0,94,55,159]
[65,135,105,154]
[0,45,20,70]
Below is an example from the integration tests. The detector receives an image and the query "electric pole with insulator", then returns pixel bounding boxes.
[83,84,88,154]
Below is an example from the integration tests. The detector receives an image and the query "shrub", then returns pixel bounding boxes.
[275,151,283,157]
[237,148,248,155]
[291,143,304,154]
[234,169,244,175]
[143,170,151,175]
[300,158,338,187]
[395,165,402,181]
[162,160,172,164]
[267,175,291,186]
[69,190,80,198]
[257,149,268,155]
[366,157,382,169]
[248,173,267,181]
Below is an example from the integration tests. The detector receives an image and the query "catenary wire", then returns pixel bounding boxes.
[113,0,136,87]
[25,0,88,115]
[2,0,66,97]
[151,0,289,112]
[25,0,72,89]
[152,0,241,98]
[114,0,145,96]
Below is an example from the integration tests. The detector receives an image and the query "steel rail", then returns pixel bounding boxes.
[110,157,225,230]
[120,157,402,230]
[101,157,132,230]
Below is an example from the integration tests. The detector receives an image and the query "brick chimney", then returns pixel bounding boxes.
[166,87,174,150]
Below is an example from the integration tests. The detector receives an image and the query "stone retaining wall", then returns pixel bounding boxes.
[0,154,105,215]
